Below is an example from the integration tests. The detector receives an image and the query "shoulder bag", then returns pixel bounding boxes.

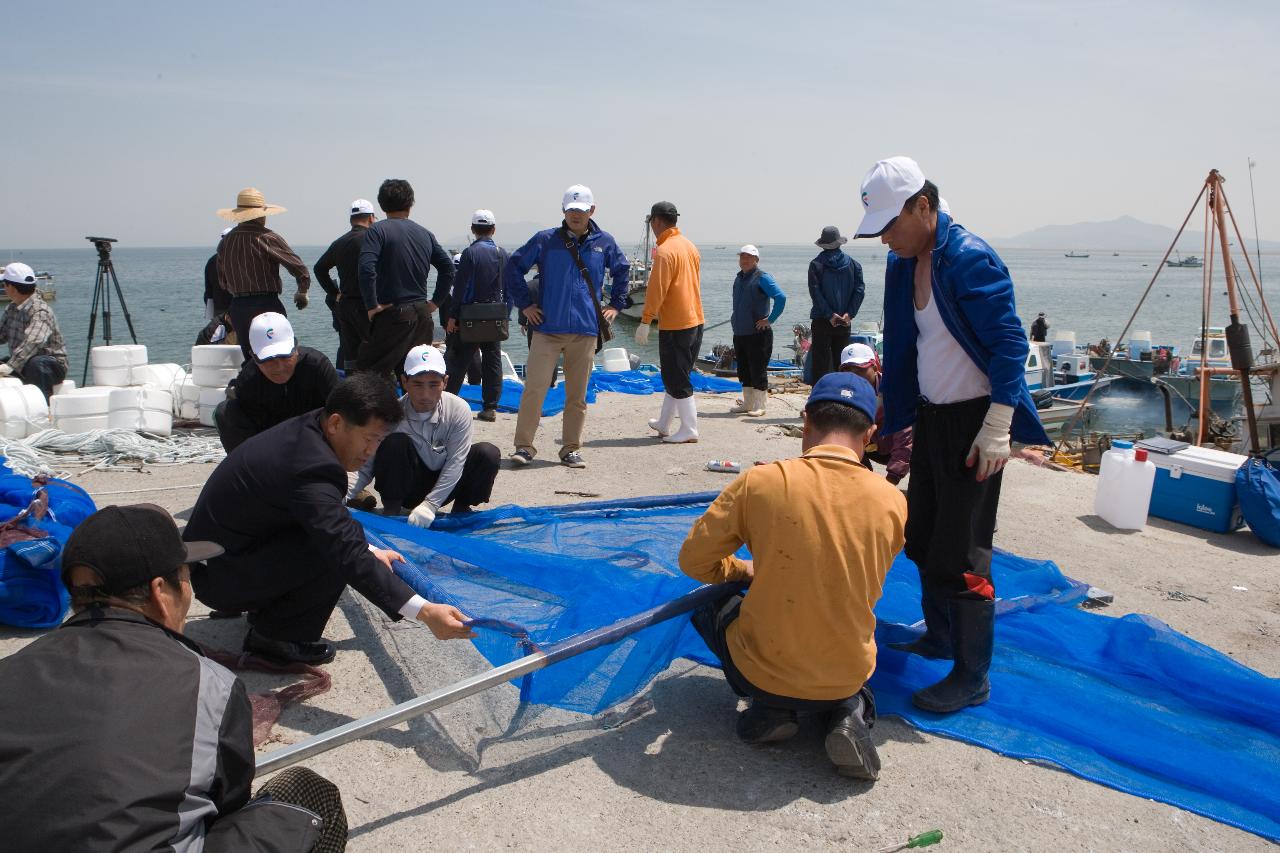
[458,246,510,343]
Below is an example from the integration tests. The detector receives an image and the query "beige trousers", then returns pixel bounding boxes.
[514,332,597,459]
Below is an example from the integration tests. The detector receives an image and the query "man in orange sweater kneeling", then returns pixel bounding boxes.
[678,372,906,779]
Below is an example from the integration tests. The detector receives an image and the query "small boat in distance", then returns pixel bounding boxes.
[1065,250,1090,258]
[620,216,652,321]
[1166,253,1204,268]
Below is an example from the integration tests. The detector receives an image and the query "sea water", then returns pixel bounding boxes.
[3,241,1266,435]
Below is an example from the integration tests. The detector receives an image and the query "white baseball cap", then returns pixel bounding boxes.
[248,312,295,361]
[840,342,879,368]
[562,184,594,212]
[938,197,951,216]
[2,262,36,286]
[855,156,927,238]
[738,244,760,258]
[403,344,447,377]
[350,198,375,216]
[471,209,496,226]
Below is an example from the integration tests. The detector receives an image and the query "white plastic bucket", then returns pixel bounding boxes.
[108,387,174,436]
[600,347,631,373]
[52,389,112,433]
[198,386,226,427]
[52,380,76,396]
[191,345,243,370]
[91,344,149,387]
[131,363,187,395]
[55,414,110,435]
[0,385,48,439]
[191,365,239,389]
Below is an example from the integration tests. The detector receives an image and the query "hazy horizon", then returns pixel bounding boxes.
[3,1,1276,252]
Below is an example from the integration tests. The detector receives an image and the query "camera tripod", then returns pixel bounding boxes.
[82,236,139,384]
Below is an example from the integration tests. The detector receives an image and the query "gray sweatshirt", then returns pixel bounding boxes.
[349,391,473,508]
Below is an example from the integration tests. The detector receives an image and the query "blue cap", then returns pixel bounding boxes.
[806,372,878,422]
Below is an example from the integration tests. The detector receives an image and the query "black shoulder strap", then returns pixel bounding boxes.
[561,227,605,317]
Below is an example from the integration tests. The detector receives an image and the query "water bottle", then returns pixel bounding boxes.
[706,460,741,473]
[1094,442,1155,530]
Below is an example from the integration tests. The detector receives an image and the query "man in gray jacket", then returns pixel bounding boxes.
[348,344,501,526]
[0,504,347,852]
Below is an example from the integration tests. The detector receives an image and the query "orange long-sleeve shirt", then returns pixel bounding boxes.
[640,226,705,330]
[678,445,906,700]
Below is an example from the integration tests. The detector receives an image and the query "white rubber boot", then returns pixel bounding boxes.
[743,387,766,417]
[663,395,700,443]
[729,395,751,414]
[648,393,677,437]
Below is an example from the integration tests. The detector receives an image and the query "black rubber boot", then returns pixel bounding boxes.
[736,702,799,744]
[824,687,880,780]
[911,599,994,713]
[890,577,953,660]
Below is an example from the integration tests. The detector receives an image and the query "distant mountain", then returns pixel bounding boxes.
[996,215,1280,252]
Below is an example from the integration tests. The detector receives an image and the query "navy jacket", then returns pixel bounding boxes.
[315,224,369,300]
[505,221,630,337]
[358,217,455,309]
[808,249,865,320]
[731,269,786,336]
[448,238,513,312]
[185,410,417,618]
[881,212,1051,445]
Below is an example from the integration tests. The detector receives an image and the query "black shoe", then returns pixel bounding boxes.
[244,627,337,665]
[477,409,497,422]
[208,609,243,620]
[345,490,377,512]
[825,689,880,780]
[736,703,799,744]
[890,581,953,659]
[912,599,994,713]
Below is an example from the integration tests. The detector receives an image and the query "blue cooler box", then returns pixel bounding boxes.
[1146,445,1245,533]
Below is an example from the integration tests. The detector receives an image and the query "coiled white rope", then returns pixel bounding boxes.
[0,427,225,478]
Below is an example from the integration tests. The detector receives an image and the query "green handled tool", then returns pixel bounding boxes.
[875,829,943,853]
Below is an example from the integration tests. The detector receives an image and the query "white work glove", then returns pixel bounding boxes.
[0,363,12,377]
[965,402,1014,482]
[634,322,652,345]
[407,500,438,528]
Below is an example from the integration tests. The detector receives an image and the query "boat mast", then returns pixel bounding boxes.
[1247,158,1262,286]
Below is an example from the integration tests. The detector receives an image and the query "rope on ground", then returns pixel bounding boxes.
[0,428,226,479]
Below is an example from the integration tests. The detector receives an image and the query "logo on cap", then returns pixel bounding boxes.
[422,352,430,361]
[861,191,870,208]
[841,389,852,398]
[265,328,274,339]
[572,192,581,200]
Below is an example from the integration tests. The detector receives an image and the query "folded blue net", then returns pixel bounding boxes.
[0,462,98,629]
[358,491,1280,842]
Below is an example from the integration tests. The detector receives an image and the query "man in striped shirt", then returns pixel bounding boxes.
[0,262,68,400]
[216,187,311,360]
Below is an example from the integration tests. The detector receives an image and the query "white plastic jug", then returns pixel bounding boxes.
[1094,443,1156,530]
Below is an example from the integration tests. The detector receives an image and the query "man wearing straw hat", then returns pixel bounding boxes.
[216,187,312,361]
[0,261,69,400]
[807,225,865,383]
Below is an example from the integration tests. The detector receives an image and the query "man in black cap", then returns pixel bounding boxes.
[186,372,475,665]
[0,504,348,853]
[807,226,866,383]
[1030,312,1049,342]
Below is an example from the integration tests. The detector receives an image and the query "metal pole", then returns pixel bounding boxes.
[255,581,744,774]
[1248,158,1262,286]
[1210,171,1261,453]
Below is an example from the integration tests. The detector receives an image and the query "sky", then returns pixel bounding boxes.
[3,0,1277,250]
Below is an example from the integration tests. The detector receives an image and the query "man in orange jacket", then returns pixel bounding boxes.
[635,201,705,443]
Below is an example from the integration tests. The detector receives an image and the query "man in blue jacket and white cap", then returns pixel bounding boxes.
[854,156,1050,714]
[504,184,630,468]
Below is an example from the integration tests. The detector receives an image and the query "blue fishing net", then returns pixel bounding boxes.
[0,461,97,628]
[359,491,1280,842]
[455,370,741,414]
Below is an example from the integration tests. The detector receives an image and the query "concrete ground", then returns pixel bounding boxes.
[2,389,1277,851]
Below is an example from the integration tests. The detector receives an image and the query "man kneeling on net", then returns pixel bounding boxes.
[0,504,348,852]
[678,373,906,779]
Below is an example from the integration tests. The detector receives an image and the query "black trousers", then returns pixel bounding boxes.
[733,330,772,391]
[229,294,287,362]
[19,355,66,401]
[658,325,703,399]
[692,590,870,714]
[213,398,259,453]
[809,318,851,383]
[905,396,1001,602]
[357,301,433,381]
[335,297,370,373]
[192,530,347,642]
[371,433,500,511]
[445,335,502,411]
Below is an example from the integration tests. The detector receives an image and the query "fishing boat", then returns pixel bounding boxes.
[1065,251,1089,258]
[1036,395,1096,433]
[848,320,883,355]
[1166,253,1204,268]
[1025,342,1114,400]
[697,344,802,378]
[1088,333,1180,381]
[1156,327,1242,404]
[619,217,652,321]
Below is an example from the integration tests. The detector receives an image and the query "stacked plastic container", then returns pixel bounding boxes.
[48,345,189,436]
[186,345,244,426]
[0,380,50,439]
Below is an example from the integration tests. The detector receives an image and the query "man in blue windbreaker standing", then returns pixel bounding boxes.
[854,156,1050,714]
[505,184,630,469]
[807,225,865,382]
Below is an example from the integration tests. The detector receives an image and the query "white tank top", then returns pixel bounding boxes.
[914,290,991,403]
